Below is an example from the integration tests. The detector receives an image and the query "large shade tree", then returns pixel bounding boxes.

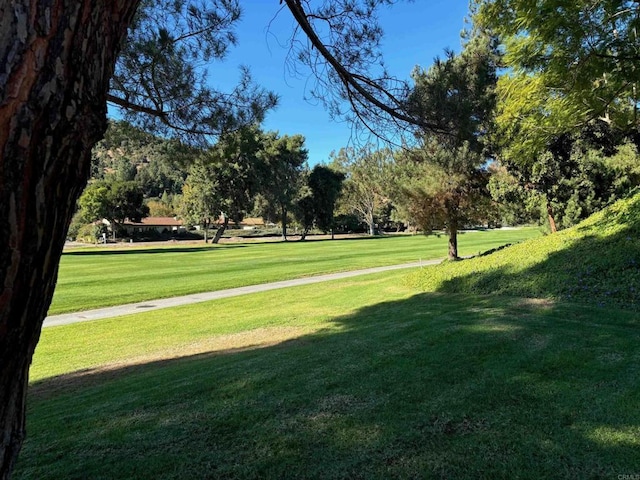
[77,180,149,237]
[331,146,394,236]
[401,35,498,258]
[395,144,494,258]
[256,133,308,240]
[180,126,266,243]
[0,1,440,476]
[180,162,220,243]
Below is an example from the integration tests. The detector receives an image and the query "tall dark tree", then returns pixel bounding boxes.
[258,133,308,240]
[294,192,317,240]
[308,165,346,238]
[201,126,266,243]
[295,165,345,240]
[403,35,498,259]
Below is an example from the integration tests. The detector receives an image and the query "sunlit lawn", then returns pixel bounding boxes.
[21,270,640,479]
[49,229,540,314]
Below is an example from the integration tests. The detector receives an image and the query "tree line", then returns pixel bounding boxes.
[75,121,347,243]
[77,16,640,260]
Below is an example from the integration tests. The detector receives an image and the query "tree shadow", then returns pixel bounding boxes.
[300,235,392,243]
[19,293,640,479]
[62,245,249,256]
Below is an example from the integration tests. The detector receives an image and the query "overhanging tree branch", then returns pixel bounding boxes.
[283,0,442,133]
[107,94,166,118]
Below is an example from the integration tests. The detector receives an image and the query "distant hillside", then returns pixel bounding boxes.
[407,191,640,310]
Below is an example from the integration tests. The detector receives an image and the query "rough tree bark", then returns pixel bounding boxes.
[447,224,459,260]
[546,202,558,233]
[281,206,288,241]
[0,2,140,477]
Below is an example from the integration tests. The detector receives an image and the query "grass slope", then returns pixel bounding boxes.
[19,271,640,479]
[50,229,539,314]
[407,192,640,310]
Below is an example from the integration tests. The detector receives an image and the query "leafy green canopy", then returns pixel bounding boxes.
[475,0,640,154]
[396,35,499,257]
[78,180,149,227]
[331,146,394,235]
[255,133,308,237]
[307,165,345,232]
[295,165,345,235]
[488,120,640,232]
[179,126,267,241]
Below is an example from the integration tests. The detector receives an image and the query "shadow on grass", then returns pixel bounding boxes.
[297,235,393,243]
[63,235,405,257]
[62,244,249,256]
[20,293,640,479]
[431,222,640,310]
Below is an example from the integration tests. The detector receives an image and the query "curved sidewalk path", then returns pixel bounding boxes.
[44,259,440,328]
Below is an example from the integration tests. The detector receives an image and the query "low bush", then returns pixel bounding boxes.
[75,223,106,243]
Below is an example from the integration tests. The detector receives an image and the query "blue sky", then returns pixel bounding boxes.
[213,1,472,165]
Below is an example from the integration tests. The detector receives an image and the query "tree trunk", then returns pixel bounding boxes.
[203,220,210,243]
[281,206,288,241]
[547,202,558,233]
[212,215,228,244]
[0,2,139,478]
[448,224,459,260]
[111,219,120,241]
[367,210,375,236]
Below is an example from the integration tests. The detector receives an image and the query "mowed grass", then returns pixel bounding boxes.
[407,192,640,310]
[49,229,539,314]
[20,270,640,479]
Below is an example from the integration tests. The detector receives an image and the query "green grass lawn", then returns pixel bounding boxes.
[20,270,640,479]
[49,229,539,314]
[23,196,640,478]
[407,192,640,310]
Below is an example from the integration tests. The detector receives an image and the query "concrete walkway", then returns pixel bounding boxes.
[43,259,439,328]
